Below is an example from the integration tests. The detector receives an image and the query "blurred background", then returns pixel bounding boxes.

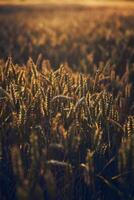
[0,0,134,5]
[0,0,134,71]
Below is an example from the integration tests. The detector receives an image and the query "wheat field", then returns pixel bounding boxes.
[0,3,134,200]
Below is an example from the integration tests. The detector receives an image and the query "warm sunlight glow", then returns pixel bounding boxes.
[0,0,134,7]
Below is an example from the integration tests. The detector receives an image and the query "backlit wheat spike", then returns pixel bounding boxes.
[113,109,119,122]
[83,78,89,95]
[118,120,134,172]
[46,87,53,114]
[67,74,74,95]
[92,122,103,150]
[59,64,64,74]
[93,69,100,92]
[36,53,42,70]
[85,91,91,107]
[18,70,25,85]
[10,83,17,108]
[40,99,45,116]
[29,57,38,79]
[4,56,12,76]
[40,87,46,102]
[0,64,4,83]
[11,62,16,80]
[126,116,134,137]
[106,93,113,117]
[78,73,84,98]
